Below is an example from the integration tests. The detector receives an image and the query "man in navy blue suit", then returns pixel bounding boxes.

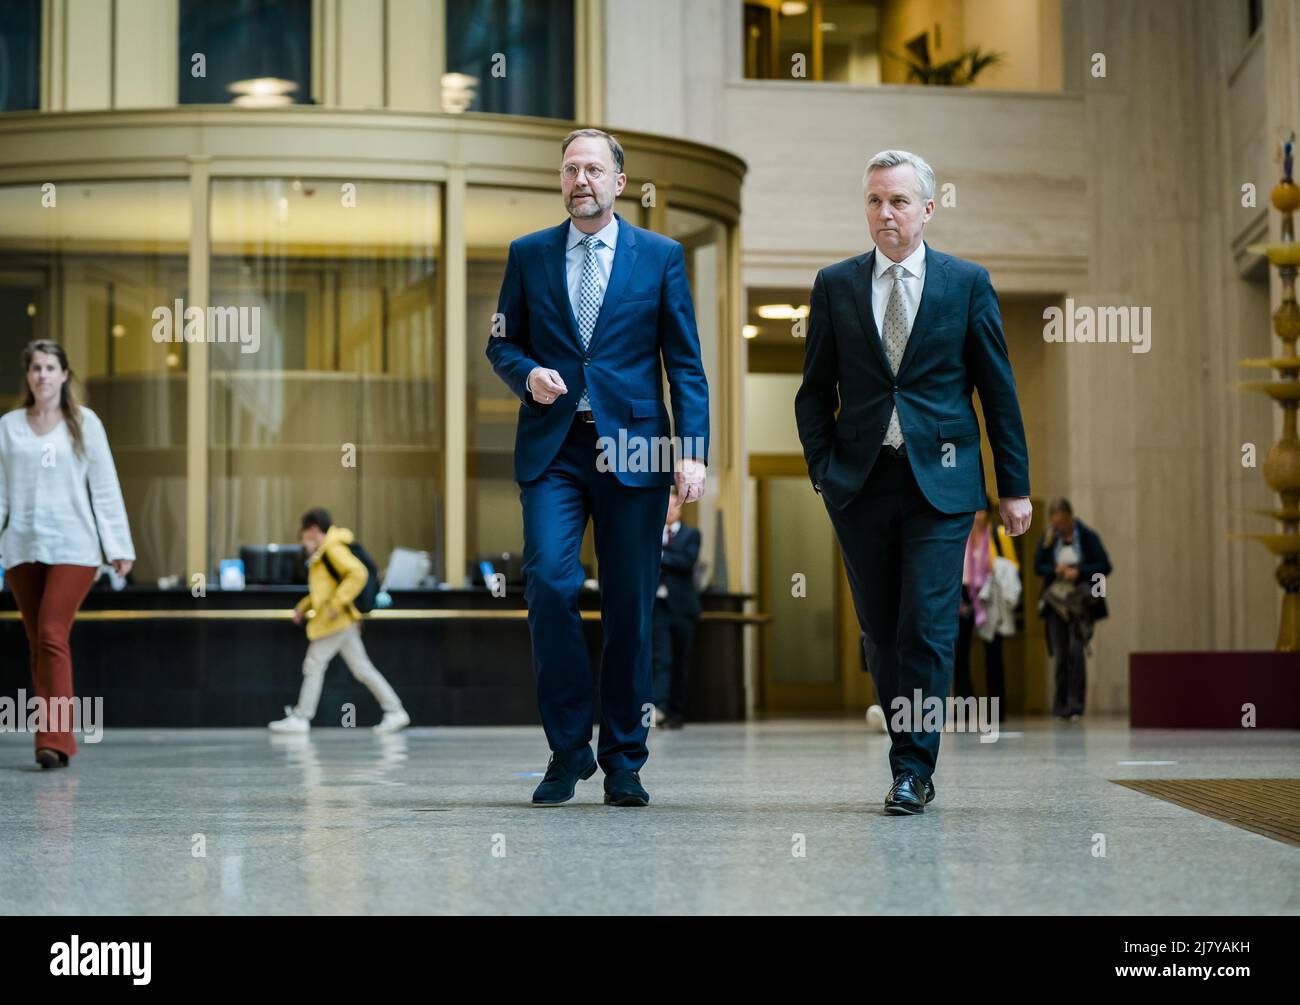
[487,128,709,807]
[795,150,1032,815]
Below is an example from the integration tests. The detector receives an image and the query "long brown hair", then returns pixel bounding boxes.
[17,339,85,457]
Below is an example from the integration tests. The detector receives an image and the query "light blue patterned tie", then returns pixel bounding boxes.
[575,234,604,411]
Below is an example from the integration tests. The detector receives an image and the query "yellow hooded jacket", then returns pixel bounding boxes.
[989,525,1019,569]
[294,525,368,640]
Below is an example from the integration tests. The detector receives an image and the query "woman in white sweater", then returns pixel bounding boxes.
[0,340,135,768]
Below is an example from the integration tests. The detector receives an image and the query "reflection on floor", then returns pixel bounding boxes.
[2,719,1297,915]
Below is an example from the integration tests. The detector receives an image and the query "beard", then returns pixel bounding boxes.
[567,189,610,218]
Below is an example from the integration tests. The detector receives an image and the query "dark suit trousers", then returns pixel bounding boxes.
[825,450,972,781]
[520,417,670,773]
[652,599,696,717]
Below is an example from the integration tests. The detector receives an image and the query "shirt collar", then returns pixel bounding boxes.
[568,215,619,253]
[873,240,927,281]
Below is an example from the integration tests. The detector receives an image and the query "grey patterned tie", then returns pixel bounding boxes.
[575,234,604,411]
[882,263,909,448]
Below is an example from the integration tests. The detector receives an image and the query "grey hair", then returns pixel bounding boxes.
[862,149,935,202]
[562,128,625,174]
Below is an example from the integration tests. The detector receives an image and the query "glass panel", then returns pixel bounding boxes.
[444,0,574,118]
[821,1,883,85]
[179,0,312,106]
[0,0,40,111]
[743,3,775,80]
[208,178,442,581]
[664,206,726,587]
[776,1,815,77]
[465,187,644,573]
[766,476,836,684]
[0,179,190,583]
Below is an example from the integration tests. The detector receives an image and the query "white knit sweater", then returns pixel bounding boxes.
[0,407,135,568]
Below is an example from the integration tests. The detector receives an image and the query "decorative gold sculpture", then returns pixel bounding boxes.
[1238,131,1300,650]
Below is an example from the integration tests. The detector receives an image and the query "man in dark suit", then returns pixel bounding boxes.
[795,149,1032,815]
[487,128,709,808]
[652,485,702,729]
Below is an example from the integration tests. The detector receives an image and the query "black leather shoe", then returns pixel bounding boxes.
[35,748,68,770]
[603,769,650,807]
[924,777,935,804]
[884,770,926,815]
[531,748,596,805]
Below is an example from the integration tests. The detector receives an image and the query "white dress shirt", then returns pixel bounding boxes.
[871,240,927,342]
[0,407,135,568]
[565,216,618,323]
[657,520,682,599]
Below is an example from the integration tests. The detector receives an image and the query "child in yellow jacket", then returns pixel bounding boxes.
[268,508,409,735]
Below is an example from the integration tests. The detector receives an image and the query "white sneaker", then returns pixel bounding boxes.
[866,704,888,734]
[269,706,310,733]
[373,709,410,735]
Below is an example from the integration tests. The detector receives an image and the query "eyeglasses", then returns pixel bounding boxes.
[561,163,609,181]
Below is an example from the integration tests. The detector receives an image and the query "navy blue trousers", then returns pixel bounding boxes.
[520,417,670,773]
[826,450,972,781]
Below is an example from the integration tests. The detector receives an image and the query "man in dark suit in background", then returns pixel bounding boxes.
[652,485,701,729]
[487,128,709,808]
[795,149,1032,815]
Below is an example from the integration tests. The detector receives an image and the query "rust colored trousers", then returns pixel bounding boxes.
[6,562,97,759]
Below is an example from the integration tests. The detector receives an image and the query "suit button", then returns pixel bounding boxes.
[583,359,590,366]
[892,385,899,392]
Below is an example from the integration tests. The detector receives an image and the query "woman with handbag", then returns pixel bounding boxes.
[1033,497,1112,721]
[0,340,135,768]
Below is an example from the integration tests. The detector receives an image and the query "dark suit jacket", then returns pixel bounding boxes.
[1034,518,1112,620]
[486,212,710,488]
[658,524,701,618]
[794,245,1030,514]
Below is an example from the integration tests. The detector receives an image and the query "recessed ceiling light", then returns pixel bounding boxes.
[227,77,297,107]
[742,324,759,339]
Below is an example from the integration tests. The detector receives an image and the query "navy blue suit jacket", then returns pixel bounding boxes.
[658,524,702,618]
[794,246,1030,514]
[486,213,710,488]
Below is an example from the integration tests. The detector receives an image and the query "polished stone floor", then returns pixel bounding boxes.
[1,718,1297,915]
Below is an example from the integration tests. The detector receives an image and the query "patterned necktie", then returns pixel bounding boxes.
[882,263,909,448]
[575,234,604,411]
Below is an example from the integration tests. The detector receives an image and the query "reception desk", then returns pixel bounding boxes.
[0,587,766,728]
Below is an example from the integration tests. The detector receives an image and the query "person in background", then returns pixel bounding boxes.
[862,633,889,734]
[269,508,409,735]
[1034,497,1111,721]
[652,485,701,729]
[0,340,134,769]
[954,496,1019,720]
